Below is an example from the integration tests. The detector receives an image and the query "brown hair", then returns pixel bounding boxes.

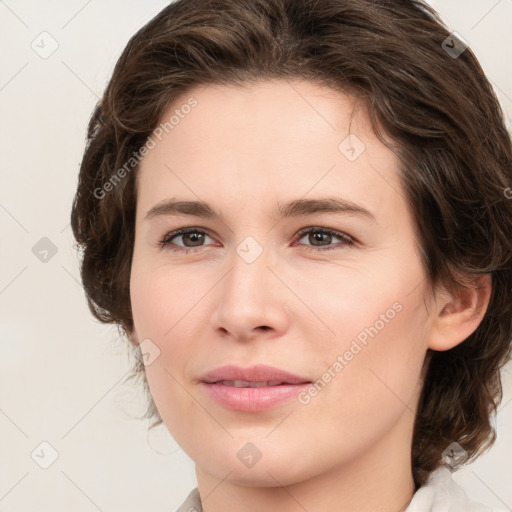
[70,0,512,487]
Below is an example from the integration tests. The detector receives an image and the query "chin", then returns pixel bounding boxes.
[196,442,315,487]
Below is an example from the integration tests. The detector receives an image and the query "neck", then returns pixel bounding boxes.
[195,409,417,512]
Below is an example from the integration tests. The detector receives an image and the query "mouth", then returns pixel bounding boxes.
[211,380,300,387]
[200,364,312,412]
[201,364,311,385]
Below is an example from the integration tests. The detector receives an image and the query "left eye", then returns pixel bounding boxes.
[294,227,355,252]
[157,226,355,253]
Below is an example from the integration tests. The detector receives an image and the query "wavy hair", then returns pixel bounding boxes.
[70,0,512,487]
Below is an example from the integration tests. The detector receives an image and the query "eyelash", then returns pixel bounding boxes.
[157,226,356,254]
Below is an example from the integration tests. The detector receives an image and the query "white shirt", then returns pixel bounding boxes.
[176,466,507,511]
[405,466,507,512]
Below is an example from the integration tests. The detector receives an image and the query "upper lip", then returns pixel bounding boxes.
[201,364,311,384]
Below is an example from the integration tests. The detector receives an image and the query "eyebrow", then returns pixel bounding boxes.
[144,196,376,223]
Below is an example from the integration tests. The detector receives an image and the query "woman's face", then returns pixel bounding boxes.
[130,79,436,486]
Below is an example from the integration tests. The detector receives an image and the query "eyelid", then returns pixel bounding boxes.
[295,226,355,243]
[157,225,356,252]
[292,226,356,252]
[158,226,214,249]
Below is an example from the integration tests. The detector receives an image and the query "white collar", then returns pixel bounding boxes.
[405,466,500,511]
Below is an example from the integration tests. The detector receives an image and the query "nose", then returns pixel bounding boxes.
[212,241,289,342]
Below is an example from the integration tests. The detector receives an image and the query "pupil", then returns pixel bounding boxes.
[311,232,329,246]
[185,232,204,246]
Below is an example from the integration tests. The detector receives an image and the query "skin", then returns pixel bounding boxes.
[128,79,491,512]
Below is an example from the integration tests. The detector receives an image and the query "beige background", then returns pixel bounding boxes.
[0,1,511,511]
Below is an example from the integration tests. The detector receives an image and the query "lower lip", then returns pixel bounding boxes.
[201,382,311,412]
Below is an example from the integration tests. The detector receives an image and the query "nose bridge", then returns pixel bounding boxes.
[213,235,285,337]
[225,236,272,311]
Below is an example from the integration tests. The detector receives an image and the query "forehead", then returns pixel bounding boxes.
[136,79,407,224]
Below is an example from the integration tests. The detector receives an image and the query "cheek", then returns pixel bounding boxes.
[130,267,198,439]
[305,255,423,354]
[336,314,426,434]
[130,261,195,337]
[301,252,429,413]
[293,299,427,463]
[129,263,204,397]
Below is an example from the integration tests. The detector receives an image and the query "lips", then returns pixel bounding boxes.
[216,380,288,387]
[200,364,312,412]
[201,364,311,385]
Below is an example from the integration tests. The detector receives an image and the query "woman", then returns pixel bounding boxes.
[71,0,512,510]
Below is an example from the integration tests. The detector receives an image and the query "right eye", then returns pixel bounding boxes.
[158,227,216,253]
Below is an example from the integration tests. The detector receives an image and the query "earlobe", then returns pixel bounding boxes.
[426,274,492,352]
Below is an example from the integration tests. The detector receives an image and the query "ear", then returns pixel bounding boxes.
[427,274,492,351]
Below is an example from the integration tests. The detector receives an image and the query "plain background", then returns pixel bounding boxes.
[0,1,511,511]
